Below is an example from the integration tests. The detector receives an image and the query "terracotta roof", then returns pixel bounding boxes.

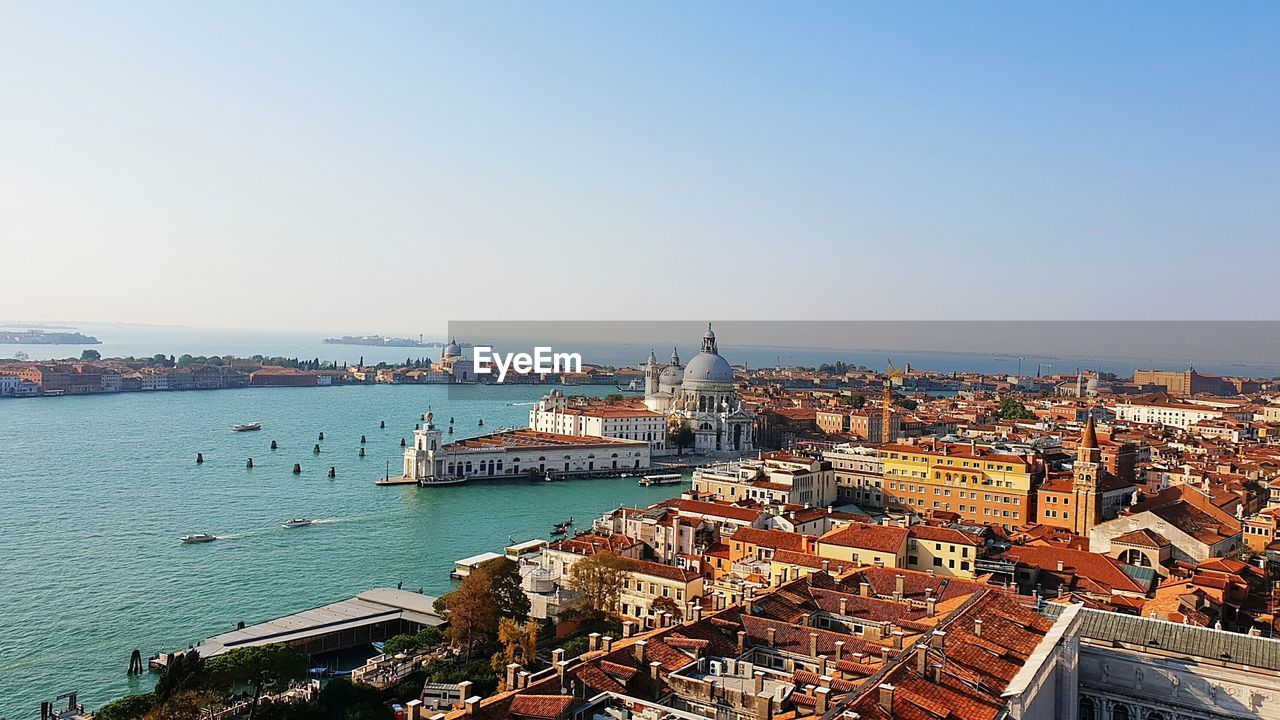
[819,523,909,553]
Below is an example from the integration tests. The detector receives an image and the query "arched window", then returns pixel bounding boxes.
[1079,698,1096,720]
[1111,705,1130,720]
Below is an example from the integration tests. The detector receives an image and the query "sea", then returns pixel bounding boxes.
[0,383,683,718]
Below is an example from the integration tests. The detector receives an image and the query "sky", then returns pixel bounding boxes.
[1,2,1278,335]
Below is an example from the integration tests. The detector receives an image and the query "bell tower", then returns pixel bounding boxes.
[1072,416,1103,536]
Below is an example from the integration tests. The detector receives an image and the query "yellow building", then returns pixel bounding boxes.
[905,525,982,578]
[813,523,907,568]
[880,442,1036,530]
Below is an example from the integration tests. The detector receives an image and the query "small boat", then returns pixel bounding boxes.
[639,473,683,487]
[282,518,313,528]
[181,533,217,544]
[550,526,567,536]
[615,379,644,393]
[232,422,262,432]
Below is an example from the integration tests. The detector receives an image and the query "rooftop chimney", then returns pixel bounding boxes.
[895,574,905,599]
[737,630,747,652]
[860,581,871,597]
[650,660,661,681]
[926,595,936,617]
[974,619,983,638]
[588,632,601,652]
[634,639,648,663]
[916,645,929,675]
[809,632,819,657]
[930,630,947,650]
[767,627,777,645]
[816,686,831,714]
[1056,559,1065,572]
[622,620,636,638]
[834,640,845,662]
[463,696,481,716]
[839,597,848,615]
[879,684,895,714]
[754,670,765,694]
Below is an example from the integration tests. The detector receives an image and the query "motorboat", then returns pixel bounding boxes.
[639,473,683,486]
[232,422,262,432]
[180,533,217,543]
[282,518,313,528]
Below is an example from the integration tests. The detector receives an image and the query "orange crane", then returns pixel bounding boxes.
[883,359,902,443]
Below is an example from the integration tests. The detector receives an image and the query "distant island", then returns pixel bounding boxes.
[0,329,101,345]
[324,335,446,348]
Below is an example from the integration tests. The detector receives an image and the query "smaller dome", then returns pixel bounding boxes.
[660,364,684,386]
[443,339,462,358]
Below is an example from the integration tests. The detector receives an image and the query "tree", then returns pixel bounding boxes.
[80,348,101,360]
[651,595,683,622]
[670,426,695,455]
[142,691,216,720]
[850,394,867,409]
[205,644,306,720]
[603,393,624,404]
[478,557,532,619]
[492,618,541,689]
[437,571,499,655]
[995,397,1037,420]
[891,395,918,410]
[94,693,157,720]
[381,626,443,656]
[154,650,205,701]
[566,552,637,624]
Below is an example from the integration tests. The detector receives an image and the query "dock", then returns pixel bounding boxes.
[150,587,443,670]
[374,474,418,486]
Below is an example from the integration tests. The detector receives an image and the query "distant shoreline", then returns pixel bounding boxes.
[323,336,448,348]
[0,330,101,345]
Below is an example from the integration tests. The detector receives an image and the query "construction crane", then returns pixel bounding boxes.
[883,359,903,443]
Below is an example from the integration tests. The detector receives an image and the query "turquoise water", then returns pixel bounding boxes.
[0,385,684,719]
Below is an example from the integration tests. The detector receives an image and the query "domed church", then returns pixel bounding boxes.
[643,324,753,453]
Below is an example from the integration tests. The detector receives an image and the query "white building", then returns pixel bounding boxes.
[529,389,667,453]
[643,324,753,453]
[1112,398,1225,430]
[403,414,650,484]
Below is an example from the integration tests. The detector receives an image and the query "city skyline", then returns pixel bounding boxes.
[3,1,1279,331]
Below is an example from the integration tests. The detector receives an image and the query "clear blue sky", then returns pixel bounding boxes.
[1,2,1277,333]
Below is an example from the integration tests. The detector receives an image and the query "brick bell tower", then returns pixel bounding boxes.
[1072,416,1103,536]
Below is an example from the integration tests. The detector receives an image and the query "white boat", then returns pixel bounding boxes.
[232,422,262,432]
[282,518,313,528]
[639,473,683,486]
[181,533,217,543]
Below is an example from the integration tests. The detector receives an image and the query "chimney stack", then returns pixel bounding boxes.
[879,684,895,715]
[816,687,831,714]
[1056,559,1065,572]
[634,639,648,663]
[974,619,983,638]
[754,670,765,694]
[755,691,774,720]
[894,574,905,599]
[916,644,928,675]
[456,682,473,707]
[860,581,871,597]
[926,595,936,617]
[623,621,636,638]
[839,597,848,615]
[767,627,777,645]
[588,632,601,652]
[930,630,947,650]
[463,697,480,716]
[809,632,819,657]
[834,640,845,662]
[650,660,661,681]
[505,663,520,690]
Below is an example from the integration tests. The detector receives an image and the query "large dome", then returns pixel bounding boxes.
[442,339,462,358]
[682,352,734,385]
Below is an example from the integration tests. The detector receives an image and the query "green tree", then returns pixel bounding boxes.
[205,644,306,720]
[154,650,205,701]
[566,552,637,624]
[669,425,695,455]
[478,556,532,619]
[850,394,867,409]
[80,348,101,360]
[93,693,157,720]
[995,397,1037,420]
[891,395,918,410]
[603,393,624,403]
